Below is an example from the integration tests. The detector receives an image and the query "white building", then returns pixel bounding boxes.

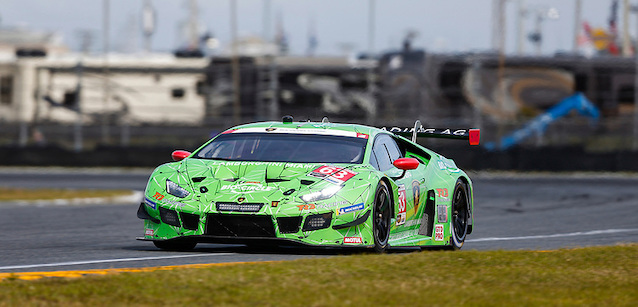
[0,53,208,125]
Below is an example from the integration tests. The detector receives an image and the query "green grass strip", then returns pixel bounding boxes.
[0,244,636,306]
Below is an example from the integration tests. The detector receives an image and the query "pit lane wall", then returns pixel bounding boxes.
[1,145,638,172]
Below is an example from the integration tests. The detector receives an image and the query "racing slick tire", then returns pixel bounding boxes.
[373,181,392,253]
[450,179,470,250]
[153,239,197,251]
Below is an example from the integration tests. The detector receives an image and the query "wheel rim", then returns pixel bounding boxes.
[374,186,391,246]
[452,186,468,242]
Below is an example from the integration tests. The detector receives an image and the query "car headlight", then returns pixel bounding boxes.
[301,185,341,202]
[166,180,191,198]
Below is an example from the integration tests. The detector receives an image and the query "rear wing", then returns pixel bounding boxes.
[381,120,480,145]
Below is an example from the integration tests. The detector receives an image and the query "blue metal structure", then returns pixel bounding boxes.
[484,92,600,151]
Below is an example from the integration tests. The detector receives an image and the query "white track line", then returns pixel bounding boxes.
[467,228,638,243]
[0,253,235,271]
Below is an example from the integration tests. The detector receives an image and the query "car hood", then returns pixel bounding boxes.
[148,158,376,210]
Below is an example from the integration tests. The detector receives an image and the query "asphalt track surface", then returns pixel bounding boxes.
[1,167,637,274]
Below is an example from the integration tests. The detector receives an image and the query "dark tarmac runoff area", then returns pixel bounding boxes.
[0,167,637,273]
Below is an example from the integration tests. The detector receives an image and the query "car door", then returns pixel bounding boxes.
[370,134,414,227]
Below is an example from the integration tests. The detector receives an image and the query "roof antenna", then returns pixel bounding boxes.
[321,117,330,123]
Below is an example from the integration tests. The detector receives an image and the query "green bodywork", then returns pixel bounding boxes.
[140,121,474,249]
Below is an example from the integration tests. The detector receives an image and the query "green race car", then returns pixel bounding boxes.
[137,117,480,252]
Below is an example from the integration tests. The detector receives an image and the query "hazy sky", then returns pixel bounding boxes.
[0,0,621,56]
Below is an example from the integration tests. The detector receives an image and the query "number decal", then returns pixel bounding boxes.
[435,188,448,198]
[153,192,165,201]
[297,204,316,211]
[308,166,357,184]
[396,185,407,226]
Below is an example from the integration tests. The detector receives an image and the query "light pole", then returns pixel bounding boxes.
[632,5,638,150]
[367,0,376,123]
[529,7,559,55]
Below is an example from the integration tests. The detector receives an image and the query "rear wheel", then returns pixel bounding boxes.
[153,239,197,251]
[373,181,392,253]
[450,180,470,250]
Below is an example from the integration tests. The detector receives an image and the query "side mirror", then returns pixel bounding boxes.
[393,157,419,170]
[171,150,191,161]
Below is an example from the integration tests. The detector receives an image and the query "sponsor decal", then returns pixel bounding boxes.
[220,183,275,193]
[389,229,419,241]
[144,197,157,209]
[237,197,246,203]
[403,219,421,228]
[145,229,154,236]
[437,205,448,223]
[271,201,280,207]
[337,203,364,215]
[435,224,444,241]
[212,161,314,168]
[381,127,469,136]
[396,185,407,226]
[308,165,357,185]
[412,180,421,213]
[315,200,349,210]
[356,133,369,139]
[153,192,165,201]
[297,203,316,211]
[343,237,363,244]
[230,127,364,138]
[161,199,188,208]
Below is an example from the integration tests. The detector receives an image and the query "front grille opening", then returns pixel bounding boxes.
[277,216,302,234]
[159,207,181,227]
[206,214,276,237]
[302,213,332,232]
[180,212,200,230]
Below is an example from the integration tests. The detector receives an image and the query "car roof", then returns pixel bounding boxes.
[226,121,389,139]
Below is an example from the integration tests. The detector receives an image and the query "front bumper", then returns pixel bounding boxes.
[137,203,374,247]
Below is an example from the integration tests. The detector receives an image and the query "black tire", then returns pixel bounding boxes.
[153,239,197,251]
[450,179,470,250]
[372,181,392,253]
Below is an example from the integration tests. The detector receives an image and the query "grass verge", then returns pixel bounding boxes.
[0,187,134,201]
[0,244,636,306]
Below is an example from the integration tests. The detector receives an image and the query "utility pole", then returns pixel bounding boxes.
[632,5,638,150]
[102,0,110,144]
[516,0,527,55]
[367,0,376,123]
[74,60,84,153]
[574,0,582,53]
[622,0,632,56]
[142,0,156,53]
[263,0,271,43]
[230,0,241,123]
[188,0,199,49]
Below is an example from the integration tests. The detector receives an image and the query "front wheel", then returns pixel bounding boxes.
[372,181,392,253]
[153,239,197,251]
[450,179,470,250]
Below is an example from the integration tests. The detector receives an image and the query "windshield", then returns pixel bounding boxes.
[194,133,367,164]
